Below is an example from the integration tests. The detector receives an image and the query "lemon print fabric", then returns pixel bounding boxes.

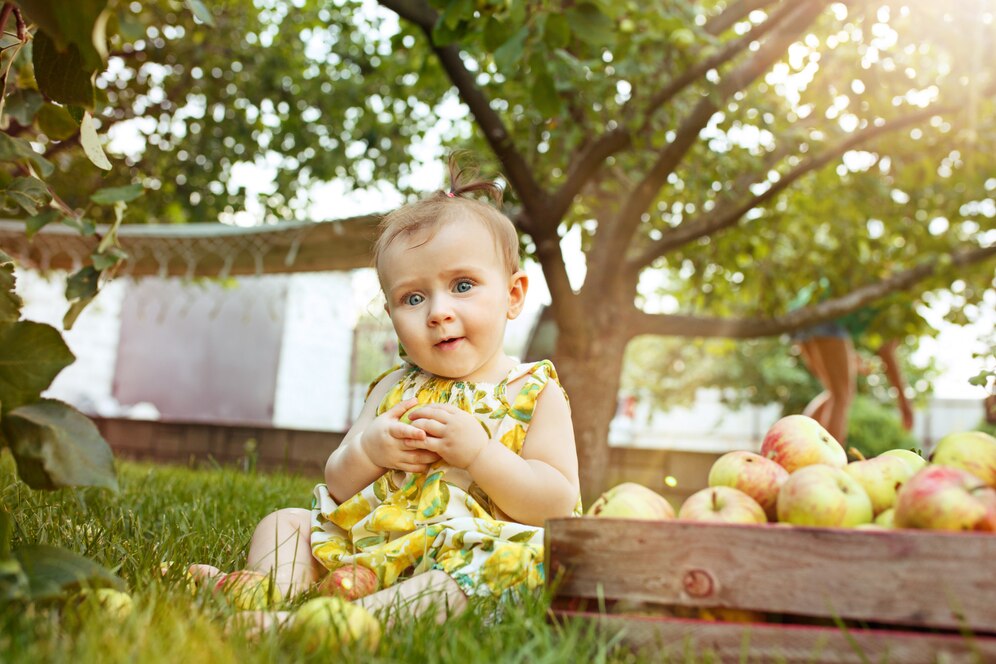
[310,360,582,599]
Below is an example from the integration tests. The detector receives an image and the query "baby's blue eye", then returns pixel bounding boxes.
[405,293,425,306]
[454,280,473,293]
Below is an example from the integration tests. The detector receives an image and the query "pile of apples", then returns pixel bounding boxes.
[588,415,996,532]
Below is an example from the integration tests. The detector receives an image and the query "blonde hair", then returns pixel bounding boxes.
[373,154,520,279]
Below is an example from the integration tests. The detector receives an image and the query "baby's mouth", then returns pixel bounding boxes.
[435,337,464,349]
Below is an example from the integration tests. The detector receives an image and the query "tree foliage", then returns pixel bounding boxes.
[3,1,995,499]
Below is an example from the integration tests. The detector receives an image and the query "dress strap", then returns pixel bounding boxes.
[506,360,565,423]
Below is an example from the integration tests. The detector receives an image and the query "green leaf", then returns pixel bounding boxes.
[60,215,96,236]
[32,30,96,109]
[3,399,118,492]
[13,543,123,602]
[431,18,462,47]
[542,14,571,50]
[0,132,54,177]
[25,209,62,239]
[529,62,560,118]
[79,112,111,170]
[5,89,44,126]
[36,102,79,140]
[565,4,616,46]
[65,266,99,302]
[17,0,109,71]
[482,17,512,52]
[63,295,96,331]
[91,247,127,270]
[0,253,21,323]
[0,321,74,414]
[90,183,143,205]
[184,0,215,27]
[4,176,51,216]
[494,27,529,72]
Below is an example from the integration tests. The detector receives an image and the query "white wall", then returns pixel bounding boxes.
[272,272,355,431]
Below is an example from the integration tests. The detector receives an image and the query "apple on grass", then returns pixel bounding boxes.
[776,464,873,528]
[286,596,381,653]
[929,431,996,488]
[587,482,675,520]
[760,415,847,473]
[678,486,767,524]
[893,465,996,532]
[214,570,280,610]
[707,451,788,521]
[317,564,379,601]
[843,455,916,515]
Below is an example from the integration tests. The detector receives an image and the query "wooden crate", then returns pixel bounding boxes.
[546,518,996,663]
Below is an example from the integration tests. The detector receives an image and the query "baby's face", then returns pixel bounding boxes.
[378,216,525,382]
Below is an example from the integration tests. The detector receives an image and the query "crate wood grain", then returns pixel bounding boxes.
[546,518,996,662]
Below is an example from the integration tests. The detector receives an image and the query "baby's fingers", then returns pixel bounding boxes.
[385,397,420,420]
[389,421,426,440]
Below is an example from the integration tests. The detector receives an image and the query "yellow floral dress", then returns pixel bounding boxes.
[310,360,581,598]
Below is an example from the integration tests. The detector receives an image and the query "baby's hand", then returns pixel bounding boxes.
[406,404,489,470]
[360,398,441,473]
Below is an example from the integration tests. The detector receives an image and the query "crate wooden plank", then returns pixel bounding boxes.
[553,610,996,664]
[546,518,996,633]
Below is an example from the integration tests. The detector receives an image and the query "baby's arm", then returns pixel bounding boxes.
[414,382,579,526]
[324,369,439,502]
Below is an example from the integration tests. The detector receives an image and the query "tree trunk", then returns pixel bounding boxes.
[552,324,628,508]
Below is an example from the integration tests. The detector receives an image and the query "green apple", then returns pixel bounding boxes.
[760,415,846,473]
[873,507,895,528]
[879,448,928,473]
[286,596,381,653]
[586,482,675,520]
[843,455,916,515]
[708,451,789,521]
[678,486,767,524]
[72,588,134,622]
[400,407,421,425]
[894,465,996,532]
[776,464,873,527]
[930,431,996,488]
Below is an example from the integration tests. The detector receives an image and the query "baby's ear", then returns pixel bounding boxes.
[507,270,528,319]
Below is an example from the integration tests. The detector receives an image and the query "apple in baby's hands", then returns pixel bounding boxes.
[708,451,788,521]
[317,564,379,601]
[678,486,767,524]
[760,415,846,473]
[214,570,280,610]
[893,465,996,532]
[880,448,928,474]
[843,455,916,515]
[929,431,996,488]
[587,482,676,520]
[776,464,873,527]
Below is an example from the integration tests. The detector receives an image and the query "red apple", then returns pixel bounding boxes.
[214,570,279,610]
[586,483,676,520]
[760,415,846,473]
[708,451,789,521]
[776,464,873,527]
[929,431,996,488]
[678,486,767,524]
[316,564,379,601]
[893,465,996,532]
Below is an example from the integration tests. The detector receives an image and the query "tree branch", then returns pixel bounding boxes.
[628,103,950,270]
[705,0,783,36]
[587,0,827,282]
[378,0,548,218]
[548,0,802,224]
[625,243,996,339]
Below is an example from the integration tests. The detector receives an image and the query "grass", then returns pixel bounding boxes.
[0,453,650,664]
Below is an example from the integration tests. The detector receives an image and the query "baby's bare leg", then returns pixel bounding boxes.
[246,507,326,599]
[359,570,468,626]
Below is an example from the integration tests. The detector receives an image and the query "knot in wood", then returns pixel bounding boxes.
[682,568,715,598]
